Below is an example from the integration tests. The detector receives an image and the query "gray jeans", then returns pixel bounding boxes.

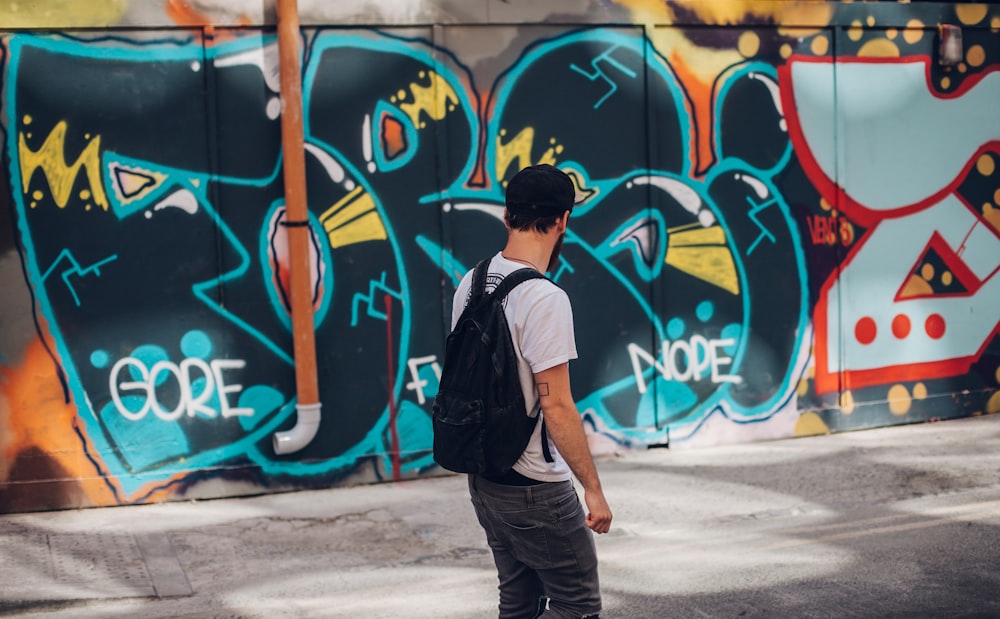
[468,475,601,619]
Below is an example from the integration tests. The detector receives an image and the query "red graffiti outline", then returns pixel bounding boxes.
[778,55,1000,229]
[783,56,1000,394]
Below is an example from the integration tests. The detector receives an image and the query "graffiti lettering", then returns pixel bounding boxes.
[109,357,253,421]
[4,18,998,510]
[628,337,741,394]
[806,214,854,246]
[404,355,441,405]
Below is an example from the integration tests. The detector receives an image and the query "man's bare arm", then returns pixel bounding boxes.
[535,362,612,534]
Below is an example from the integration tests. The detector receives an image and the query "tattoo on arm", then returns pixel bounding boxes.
[536,382,550,397]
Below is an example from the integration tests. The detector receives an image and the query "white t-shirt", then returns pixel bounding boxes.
[451,252,575,482]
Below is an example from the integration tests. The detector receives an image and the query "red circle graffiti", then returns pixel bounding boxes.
[925,313,946,339]
[891,314,911,339]
[855,316,877,345]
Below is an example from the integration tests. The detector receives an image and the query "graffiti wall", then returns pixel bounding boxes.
[1,0,997,512]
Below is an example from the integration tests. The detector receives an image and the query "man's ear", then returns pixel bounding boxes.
[558,210,571,232]
[503,208,512,231]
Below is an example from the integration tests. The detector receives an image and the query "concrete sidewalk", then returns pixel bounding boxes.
[2,414,1000,619]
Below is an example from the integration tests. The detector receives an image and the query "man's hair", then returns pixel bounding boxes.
[504,164,575,233]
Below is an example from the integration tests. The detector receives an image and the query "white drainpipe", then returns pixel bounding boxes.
[273,402,322,455]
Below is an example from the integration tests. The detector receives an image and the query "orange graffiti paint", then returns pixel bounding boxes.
[381,114,407,161]
[0,337,119,508]
[166,0,212,28]
[165,0,249,43]
[667,51,711,175]
[0,336,195,510]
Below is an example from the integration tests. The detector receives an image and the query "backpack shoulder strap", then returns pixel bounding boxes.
[492,267,546,301]
[469,259,491,303]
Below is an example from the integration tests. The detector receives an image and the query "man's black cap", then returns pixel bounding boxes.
[505,164,575,217]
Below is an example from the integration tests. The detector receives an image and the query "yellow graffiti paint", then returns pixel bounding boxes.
[794,411,829,437]
[858,39,900,58]
[0,0,127,28]
[562,166,599,205]
[665,224,739,295]
[955,4,988,26]
[320,186,387,249]
[988,391,1000,414]
[495,127,559,182]
[899,274,933,298]
[810,35,830,56]
[977,153,996,176]
[967,45,986,68]
[840,389,855,414]
[797,377,810,397]
[326,212,387,249]
[903,19,925,44]
[776,3,834,38]
[737,31,759,58]
[18,121,108,211]
[847,21,864,41]
[650,0,834,30]
[398,70,458,128]
[888,384,912,415]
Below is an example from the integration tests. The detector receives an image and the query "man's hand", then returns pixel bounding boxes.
[584,489,612,534]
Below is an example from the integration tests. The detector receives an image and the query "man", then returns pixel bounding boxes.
[452,164,612,619]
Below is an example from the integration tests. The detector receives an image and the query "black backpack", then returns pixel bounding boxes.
[432,258,548,476]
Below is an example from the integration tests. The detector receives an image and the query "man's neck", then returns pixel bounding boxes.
[502,231,553,273]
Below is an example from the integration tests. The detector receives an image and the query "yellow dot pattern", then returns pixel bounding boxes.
[888,384,911,415]
[738,31,760,58]
[956,4,988,25]
[858,39,900,58]
[840,390,855,414]
[811,36,829,55]
[978,154,996,177]
[848,21,864,41]
[903,20,924,44]
[967,45,986,68]
[988,392,1000,414]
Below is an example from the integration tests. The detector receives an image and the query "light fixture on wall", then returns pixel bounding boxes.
[937,24,963,66]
